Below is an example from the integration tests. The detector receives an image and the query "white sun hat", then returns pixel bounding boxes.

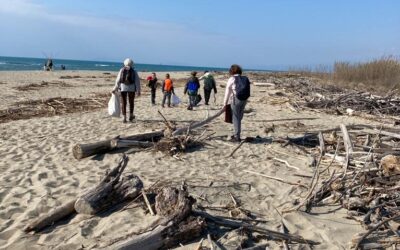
[124,58,134,67]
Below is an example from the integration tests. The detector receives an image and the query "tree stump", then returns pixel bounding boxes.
[114,187,203,250]
[74,154,143,214]
[155,187,194,223]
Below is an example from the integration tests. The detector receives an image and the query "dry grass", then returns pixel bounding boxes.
[333,56,400,89]
[289,56,400,93]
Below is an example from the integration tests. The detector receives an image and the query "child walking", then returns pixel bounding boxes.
[161,73,175,108]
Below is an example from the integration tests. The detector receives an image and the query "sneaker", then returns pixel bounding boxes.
[129,115,135,122]
[228,136,241,143]
[122,118,127,123]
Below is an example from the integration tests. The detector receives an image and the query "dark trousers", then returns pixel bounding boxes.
[204,89,212,105]
[151,88,156,104]
[162,91,172,107]
[120,91,135,117]
[188,94,197,108]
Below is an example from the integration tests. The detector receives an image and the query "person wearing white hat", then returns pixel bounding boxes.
[112,58,141,123]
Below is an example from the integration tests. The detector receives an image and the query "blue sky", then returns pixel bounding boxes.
[0,0,399,70]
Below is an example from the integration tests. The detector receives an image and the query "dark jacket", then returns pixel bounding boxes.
[147,77,158,90]
[203,75,217,93]
[184,76,200,95]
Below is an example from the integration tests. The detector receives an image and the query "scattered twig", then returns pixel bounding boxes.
[244,170,307,189]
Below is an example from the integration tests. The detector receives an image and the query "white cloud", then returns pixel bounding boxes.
[0,0,45,15]
[0,0,235,66]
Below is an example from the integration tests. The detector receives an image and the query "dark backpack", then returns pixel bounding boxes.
[235,76,250,101]
[204,76,215,90]
[121,67,135,85]
[187,79,199,96]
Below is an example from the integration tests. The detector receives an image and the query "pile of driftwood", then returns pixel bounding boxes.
[72,109,225,159]
[277,124,400,249]
[257,73,400,119]
[305,91,400,117]
[24,154,319,249]
[0,94,109,123]
[13,80,73,91]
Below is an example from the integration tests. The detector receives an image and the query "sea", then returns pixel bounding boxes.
[0,56,230,72]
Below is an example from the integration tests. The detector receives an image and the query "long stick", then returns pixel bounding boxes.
[157,110,173,131]
[354,214,400,249]
[244,170,307,188]
[282,154,323,213]
[273,158,300,171]
[142,191,155,216]
[172,108,224,136]
[318,132,325,156]
[228,140,246,157]
[193,210,319,245]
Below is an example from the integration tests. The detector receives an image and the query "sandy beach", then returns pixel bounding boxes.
[0,70,386,249]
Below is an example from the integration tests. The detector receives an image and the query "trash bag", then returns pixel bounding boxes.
[224,105,232,123]
[108,93,120,117]
[172,94,181,106]
[195,94,202,106]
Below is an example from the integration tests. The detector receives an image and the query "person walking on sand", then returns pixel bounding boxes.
[223,64,251,142]
[184,71,200,110]
[112,58,141,123]
[147,72,158,105]
[200,71,217,105]
[161,73,175,108]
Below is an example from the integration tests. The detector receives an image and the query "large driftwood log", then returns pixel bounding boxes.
[340,124,354,154]
[24,199,77,233]
[72,130,164,159]
[75,154,143,214]
[110,139,154,148]
[114,187,202,250]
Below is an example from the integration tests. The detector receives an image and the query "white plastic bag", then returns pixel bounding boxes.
[108,93,120,117]
[172,94,181,106]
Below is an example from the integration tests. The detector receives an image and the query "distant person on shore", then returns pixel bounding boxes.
[147,72,158,105]
[223,64,251,142]
[161,73,175,108]
[112,58,141,123]
[199,71,217,105]
[184,71,200,110]
[44,59,53,71]
[60,65,66,70]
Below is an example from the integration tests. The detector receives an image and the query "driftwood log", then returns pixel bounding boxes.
[115,187,203,250]
[110,139,154,148]
[73,109,224,159]
[72,130,164,159]
[24,199,77,233]
[75,154,143,214]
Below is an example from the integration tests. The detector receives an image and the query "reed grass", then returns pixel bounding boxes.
[333,56,400,89]
[289,56,400,92]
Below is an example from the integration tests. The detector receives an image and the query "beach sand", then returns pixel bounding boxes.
[0,70,377,249]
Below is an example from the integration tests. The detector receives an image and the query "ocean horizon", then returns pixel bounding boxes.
[0,56,273,72]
